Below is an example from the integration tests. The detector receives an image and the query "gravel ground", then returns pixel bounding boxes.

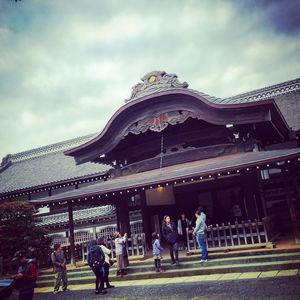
[9,275,300,300]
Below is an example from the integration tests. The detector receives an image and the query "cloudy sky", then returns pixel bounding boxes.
[0,0,299,160]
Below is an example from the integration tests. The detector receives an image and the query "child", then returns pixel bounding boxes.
[152,232,164,273]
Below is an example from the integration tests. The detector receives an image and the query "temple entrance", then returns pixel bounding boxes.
[142,172,266,236]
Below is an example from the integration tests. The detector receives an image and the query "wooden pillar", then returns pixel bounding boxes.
[68,201,76,265]
[92,227,97,240]
[255,170,267,217]
[140,190,151,248]
[115,197,131,236]
[241,172,257,220]
[283,167,300,244]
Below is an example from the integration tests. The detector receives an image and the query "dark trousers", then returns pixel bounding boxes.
[103,262,111,287]
[181,231,188,248]
[168,242,179,262]
[92,266,104,291]
[19,288,34,300]
[154,259,161,268]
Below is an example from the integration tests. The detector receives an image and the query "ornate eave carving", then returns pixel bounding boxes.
[125,71,189,103]
[124,110,202,136]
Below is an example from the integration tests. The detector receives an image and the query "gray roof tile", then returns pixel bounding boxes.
[38,205,115,226]
[31,148,300,205]
[0,134,110,194]
[220,77,300,104]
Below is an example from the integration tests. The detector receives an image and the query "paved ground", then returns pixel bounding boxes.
[9,274,300,300]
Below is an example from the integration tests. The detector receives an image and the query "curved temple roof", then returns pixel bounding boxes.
[65,71,292,165]
[1,73,299,197]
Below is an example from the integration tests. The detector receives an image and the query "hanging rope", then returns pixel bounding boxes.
[160,132,164,169]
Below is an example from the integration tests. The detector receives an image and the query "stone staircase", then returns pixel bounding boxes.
[36,248,300,288]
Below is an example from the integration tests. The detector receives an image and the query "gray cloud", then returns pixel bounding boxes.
[0,0,299,159]
[236,0,300,35]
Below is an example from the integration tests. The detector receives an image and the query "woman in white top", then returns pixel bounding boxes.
[114,232,127,276]
[97,238,115,289]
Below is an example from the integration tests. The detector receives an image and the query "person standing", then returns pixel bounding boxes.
[97,237,115,289]
[162,215,179,265]
[152,232,164,273]
[193,209,208,262]
[177,213,190,250]
[87,240,107,295]
[114,232,127,277]
[51,243,68,294]
[12,251,37,300]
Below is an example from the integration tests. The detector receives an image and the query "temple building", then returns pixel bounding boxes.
[1,71,300,263]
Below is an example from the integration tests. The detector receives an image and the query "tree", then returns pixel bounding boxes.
[0,201,50,260]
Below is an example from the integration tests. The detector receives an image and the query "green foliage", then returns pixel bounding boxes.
[0,201,51,259]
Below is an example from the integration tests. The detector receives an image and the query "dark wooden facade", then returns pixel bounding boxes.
[1,72,300,264]
[62,72,300,249]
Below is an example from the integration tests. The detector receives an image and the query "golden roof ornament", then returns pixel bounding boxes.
[125,71,189,103]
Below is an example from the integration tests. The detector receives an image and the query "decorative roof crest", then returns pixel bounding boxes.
[125,71,189,103]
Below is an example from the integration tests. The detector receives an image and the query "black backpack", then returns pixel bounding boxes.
[87,245,104,269]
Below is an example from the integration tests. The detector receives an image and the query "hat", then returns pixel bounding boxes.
[11,251,26,262]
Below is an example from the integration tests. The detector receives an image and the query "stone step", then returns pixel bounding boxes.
[36,258,300,287]
[38,251,300,280]
[38,247,299,276]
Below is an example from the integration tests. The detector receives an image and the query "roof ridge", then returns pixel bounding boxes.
[7,133,97,163]
[225,77,300,101]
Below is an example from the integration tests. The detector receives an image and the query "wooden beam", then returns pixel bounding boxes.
[68,201,76,266]
[115,197,131,236]
[282,167,300,244]
[140,190,151,248]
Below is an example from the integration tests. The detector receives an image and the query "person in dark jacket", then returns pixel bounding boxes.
[97,238,115,290]
[12,251,37,300]
[162,215,179,265]
[177,213,191,250]
[87,240,107,295]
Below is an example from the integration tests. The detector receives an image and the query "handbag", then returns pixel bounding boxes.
[121,242,127,257]
[109,258,114,266]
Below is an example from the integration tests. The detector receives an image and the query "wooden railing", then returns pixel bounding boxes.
[49,221,144,248]
[50,231,94,247]
[187,219,275,252]
[81,233,146,261]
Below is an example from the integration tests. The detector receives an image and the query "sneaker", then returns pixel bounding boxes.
[175,260,179,266]
[159,268,165,273]
[200,259,208,263]
[171,260,176,265]
[100,289,108,294]
[53,291,59,294]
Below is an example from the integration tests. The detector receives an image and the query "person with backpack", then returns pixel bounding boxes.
[97,237,115,289]
[12,250,37,300]
[51,243,68,294]
[87,239,107,295]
